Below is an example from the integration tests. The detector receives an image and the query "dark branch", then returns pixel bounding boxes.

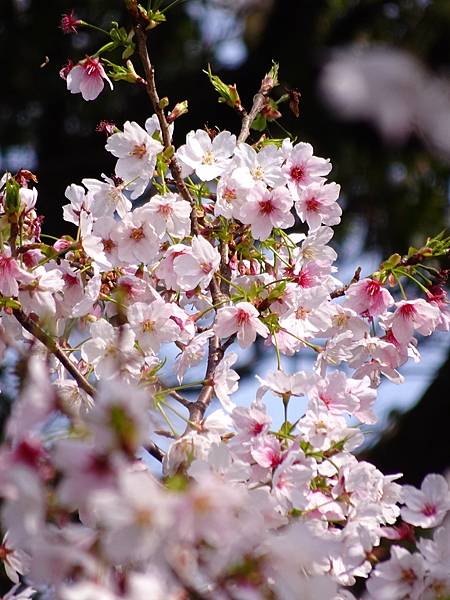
[13,308,96,397]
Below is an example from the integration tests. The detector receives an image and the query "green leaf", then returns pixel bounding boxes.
[204,64,242,110]
[251,112,267,132]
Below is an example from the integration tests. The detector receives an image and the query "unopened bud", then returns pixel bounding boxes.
[167,100,189,124]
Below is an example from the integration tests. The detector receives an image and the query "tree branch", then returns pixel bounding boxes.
[13,308,96,398]
[143,440,165,463]
[237,91,267,144]
[130,16,230,428]
[330,267,361,299]
[132,22,199,232]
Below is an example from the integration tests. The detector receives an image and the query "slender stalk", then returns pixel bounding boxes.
[13,308,96,397]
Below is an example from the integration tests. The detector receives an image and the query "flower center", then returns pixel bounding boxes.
[223,187,236,203]
[252,166,265,180]
[202,151,215,165]
[130,226,145,241]
[290,165,305,182]
[131,143,147,159]
[84,58,102,77]
[422,503,437,516]
[401,568,417,584]
[333,313,349,328]
[236,308,251,325]
[158,203,172,218]
[306,197,320,212]
[200,262,212,274]
[142,319,156,333]
[103,238,116,253]
[295,306,310,320]
[365,280,381,297]
[259,199,274,215]
[399,303,417,318]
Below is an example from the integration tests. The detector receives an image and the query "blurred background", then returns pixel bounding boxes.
[1,0,450,485]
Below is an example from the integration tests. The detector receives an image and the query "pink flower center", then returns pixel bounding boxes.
[0,255,14,275]
[200,262,212,274]
[422,503,437,516]
[252,422,264,435]
[158,203,172,217]
[236,308,251,325]
[295,306,310,320]
[365,279,381,297]
[305,197,320,212]
[290,165,305,183]
[63,273,78,287]
[103,238,116,253]
[84,57,103,78]
[398,303,417,318]
[319,393,331,408]
[401,568,417,584]
[268,449,283,469]
[259,199,275,215]
[295,269,312,288]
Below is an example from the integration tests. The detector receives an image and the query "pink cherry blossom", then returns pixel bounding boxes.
[401,474,450,528]
[344,277,394,317]
[381,298,441,343]
[145,192,191,238]
[239,182,295,241]
[214,301,269,348]
[233,142,285,187]
[127,300,180,354]
[173,235,220,290]
[105,121,163,199]
[366,545,426,599]
[66,57,113,101]
[294,181,342,230]
[283,141,331,189]
[0,250,31,297]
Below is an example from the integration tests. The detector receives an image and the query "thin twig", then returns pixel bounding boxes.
[13,308,96,397]
[132,22,199,232]
[330,267,361,299]
[143,440,165,462]
[237,90,267,144]
[130,13,229,429]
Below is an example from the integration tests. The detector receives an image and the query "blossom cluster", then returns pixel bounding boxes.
[0,6,449,600]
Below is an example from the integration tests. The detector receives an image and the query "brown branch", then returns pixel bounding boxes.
[143,440,165,463]
[188,333,223,427]
[132,22,199,232]
[13,308,96,397]
[237,91,267,144]
[330,267,361,299]
[130,15,230,428]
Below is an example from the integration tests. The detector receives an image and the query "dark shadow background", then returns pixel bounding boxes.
[1,0,450,484]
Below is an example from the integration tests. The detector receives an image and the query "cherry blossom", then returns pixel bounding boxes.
[0,19,449,599]
[380,298,441,343]
[344,277,394,317]
[239,182,295,240]
[176,129,236,180]
[173,235,220,290]
[401,474,450,528]
[283,141,332,190]
[294,181,342,230]
[214,301,269,348]
[105,121,163,198]
[66,57,113,101]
